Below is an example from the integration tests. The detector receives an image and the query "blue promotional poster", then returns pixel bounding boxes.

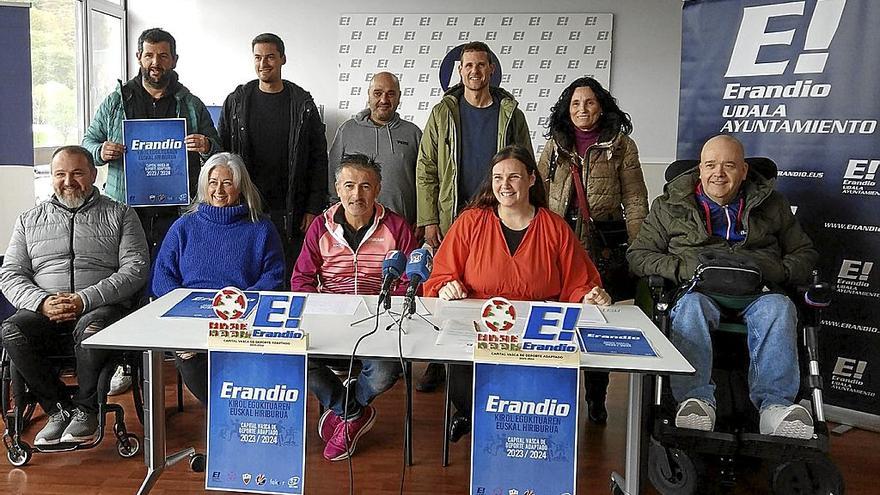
[122,118,189,207]
[206,351,307,494]
[579,326,657,357]
[161,290,261,319]
[471,362,578,495]
[678,0,880,419]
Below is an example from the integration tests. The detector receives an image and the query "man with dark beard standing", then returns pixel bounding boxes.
[82,28,220,264]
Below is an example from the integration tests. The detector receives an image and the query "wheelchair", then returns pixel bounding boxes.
[638,158,844,495]
[1,331,142,466]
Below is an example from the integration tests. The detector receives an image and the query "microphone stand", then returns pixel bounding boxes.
[399,294,441,332]
[349,289,403,327]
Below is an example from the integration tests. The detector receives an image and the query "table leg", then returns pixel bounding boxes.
[137,350,167,494]
[405,361,413,466]
[611,372,643,495]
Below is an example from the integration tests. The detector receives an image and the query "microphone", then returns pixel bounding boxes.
[378,250,407,308]
[402,248,433,317]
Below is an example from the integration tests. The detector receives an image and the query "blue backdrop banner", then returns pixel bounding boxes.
[123,118,189,207]
[678,0,879,417]
[0,4,33,167]
[471,362,578,495]
[206,351,306,494]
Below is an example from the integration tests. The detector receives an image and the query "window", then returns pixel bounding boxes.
[87,5,125,120]
[31,0,127,203]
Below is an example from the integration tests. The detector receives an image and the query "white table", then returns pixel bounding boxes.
[84,289,693,494]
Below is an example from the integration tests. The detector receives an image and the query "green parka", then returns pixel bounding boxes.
[415,84,533,233]
[627,169,818,287]
[82,74,220,203]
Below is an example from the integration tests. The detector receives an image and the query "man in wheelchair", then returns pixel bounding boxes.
[628,135,818,440]
[0,146,148,446]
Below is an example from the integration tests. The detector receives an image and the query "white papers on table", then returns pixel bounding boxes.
[435,298,531,321]
[435,319,478,348]
[303,293,362,315]
[577,303,607,324]
[361,295,431,316]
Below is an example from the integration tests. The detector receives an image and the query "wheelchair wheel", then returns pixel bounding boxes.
[7,442,32,467]
[190,452,206,472]
[116,434,140,458]
[769,458,844,495]
[648,438,700,495]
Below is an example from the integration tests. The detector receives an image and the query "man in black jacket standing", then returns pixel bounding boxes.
[218,33,328,276]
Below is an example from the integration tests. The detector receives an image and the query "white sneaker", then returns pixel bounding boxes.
[108,365,132,396]
[760,404,814,439]
[675,398,716,431]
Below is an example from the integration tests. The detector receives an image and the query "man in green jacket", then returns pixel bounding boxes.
[82,28,220,264]
[416,41,533,248]
[414,41,533,393]
[627,135,818,439]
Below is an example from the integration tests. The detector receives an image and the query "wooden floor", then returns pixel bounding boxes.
[0,363,877,494]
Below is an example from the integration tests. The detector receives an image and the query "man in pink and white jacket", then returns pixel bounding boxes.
[291,153,417,461]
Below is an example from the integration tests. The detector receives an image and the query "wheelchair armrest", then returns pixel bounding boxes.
[648,275,667,290]
[798,270,832,309]
[636,276,677,333]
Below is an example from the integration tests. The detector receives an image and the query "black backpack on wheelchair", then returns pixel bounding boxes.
[639,158,844,495]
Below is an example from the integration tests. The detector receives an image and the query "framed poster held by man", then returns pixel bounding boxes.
[122,118,189,207]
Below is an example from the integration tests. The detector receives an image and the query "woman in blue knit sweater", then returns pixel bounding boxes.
[152,152,285,403]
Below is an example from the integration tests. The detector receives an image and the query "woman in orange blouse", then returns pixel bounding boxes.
[423,145,610,441]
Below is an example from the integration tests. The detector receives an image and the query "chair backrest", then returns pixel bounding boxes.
[0,256,14,322]
[665,157,778,183]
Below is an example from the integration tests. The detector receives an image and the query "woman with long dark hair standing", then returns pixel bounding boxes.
[538,77,649,424]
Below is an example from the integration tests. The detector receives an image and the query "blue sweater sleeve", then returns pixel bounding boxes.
[246,219,286,291]
[151,219,185,297]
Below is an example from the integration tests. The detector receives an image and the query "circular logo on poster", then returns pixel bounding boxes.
[212,286,248,320]
[480,297,517,333]
[438,43,503,92]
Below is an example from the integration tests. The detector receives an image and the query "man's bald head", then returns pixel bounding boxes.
[367,72,401,125]
[701,135,745,162]
[698,135,749,205]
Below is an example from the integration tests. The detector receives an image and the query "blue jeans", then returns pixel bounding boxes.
[308,358,400,419]
[669,292,799,411]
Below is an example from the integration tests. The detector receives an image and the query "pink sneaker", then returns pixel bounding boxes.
[318,409,343,442]
[322,406,377,461]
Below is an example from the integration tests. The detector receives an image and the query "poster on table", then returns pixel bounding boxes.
[206,350,306,494]
[122,118,189,207]
[161,290,261,319]
[578,326,658,357]
[678,0,880,421]
[471,362,579,495]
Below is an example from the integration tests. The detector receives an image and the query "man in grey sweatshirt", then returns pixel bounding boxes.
[328,72,422,231]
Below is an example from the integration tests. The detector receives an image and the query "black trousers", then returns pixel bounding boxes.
[583,369,610,403]
[2,306,125,414]
[268,210,306,285]
[448,364,473,417]
[175,352,208,405]
[135,206,179,262]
